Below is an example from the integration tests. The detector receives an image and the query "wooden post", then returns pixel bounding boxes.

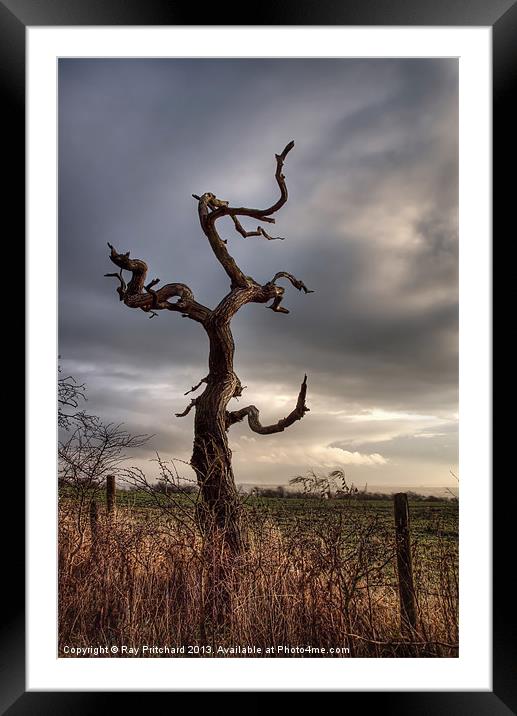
[393,492,418,634]
[106,474,116,515]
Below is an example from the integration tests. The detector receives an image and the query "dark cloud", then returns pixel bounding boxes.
[59,58,459,489]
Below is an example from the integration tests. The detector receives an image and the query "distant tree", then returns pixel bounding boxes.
[58,365,150,559]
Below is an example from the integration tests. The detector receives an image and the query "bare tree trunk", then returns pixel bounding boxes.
[191,318,245,551]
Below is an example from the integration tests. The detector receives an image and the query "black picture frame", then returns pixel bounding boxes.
[9,0,508,711]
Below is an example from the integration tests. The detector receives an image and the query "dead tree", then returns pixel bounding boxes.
[105,142,312,550]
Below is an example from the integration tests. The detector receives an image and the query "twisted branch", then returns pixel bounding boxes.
[261,272,314,314]
[104,269,127,301]
[231,216,285,242]
[193,142,295,289]
[226,375,309,434]
[105,243,211,323]
[271,272,314,294]
[207,140,295,225]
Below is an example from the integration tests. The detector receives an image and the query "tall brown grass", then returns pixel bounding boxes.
[58,497,458,658]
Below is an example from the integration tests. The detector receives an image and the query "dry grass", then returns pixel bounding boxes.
[58,497,458,658]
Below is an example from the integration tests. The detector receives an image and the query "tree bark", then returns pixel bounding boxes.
[191,316,245,551]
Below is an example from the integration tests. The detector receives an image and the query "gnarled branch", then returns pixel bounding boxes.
[226,375,309,434]
[193,197,249,289]
[104,270,127,301]
[105,243,211,323]
[207,140,295,226]
[231,216,285,242]
[271,271,314,294]
[107,242,147,295]
[263,271,314,314]
[145,277,161,308]
[193,142,295,289]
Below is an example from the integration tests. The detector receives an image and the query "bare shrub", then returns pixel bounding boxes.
[58,366,150,563]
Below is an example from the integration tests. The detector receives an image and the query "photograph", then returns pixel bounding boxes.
[57,57,459,659]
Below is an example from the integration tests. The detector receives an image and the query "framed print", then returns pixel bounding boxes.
[8,0,509,710]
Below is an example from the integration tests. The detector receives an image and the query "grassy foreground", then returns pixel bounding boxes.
[58,490,458,658]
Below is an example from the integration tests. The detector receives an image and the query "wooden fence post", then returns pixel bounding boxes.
[106,474,116,515]
[393,492,418,635]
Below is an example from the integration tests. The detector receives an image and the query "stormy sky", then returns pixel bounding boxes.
[58,58,458,492]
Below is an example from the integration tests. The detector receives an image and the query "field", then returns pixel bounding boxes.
[58,488,458,658]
